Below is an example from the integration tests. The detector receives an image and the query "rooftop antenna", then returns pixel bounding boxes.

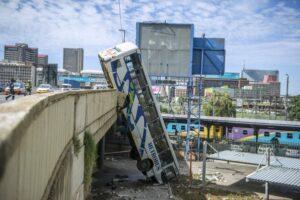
[118,0,125,42]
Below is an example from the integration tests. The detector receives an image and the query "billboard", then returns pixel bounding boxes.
[136,22,194,77]
[192,38,225,75]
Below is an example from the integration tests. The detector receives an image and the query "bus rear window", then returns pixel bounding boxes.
[153,136,169,153]
[159,150,173,167]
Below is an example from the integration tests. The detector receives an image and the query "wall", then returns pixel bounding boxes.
[0,89,117,200]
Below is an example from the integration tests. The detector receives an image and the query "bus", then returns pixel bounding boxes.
[98,42,179,183]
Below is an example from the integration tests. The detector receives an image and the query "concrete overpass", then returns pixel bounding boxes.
[0,89,118,200]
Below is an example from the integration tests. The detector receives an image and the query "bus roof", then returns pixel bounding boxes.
[98,42,138,62]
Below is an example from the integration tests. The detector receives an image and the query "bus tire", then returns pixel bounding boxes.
[137,158,153,172]
[130,148,139,160]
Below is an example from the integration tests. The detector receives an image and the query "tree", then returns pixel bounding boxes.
[288,95,300,121]
[203,92,236,117]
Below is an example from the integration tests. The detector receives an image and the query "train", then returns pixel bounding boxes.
[166,122,300,146]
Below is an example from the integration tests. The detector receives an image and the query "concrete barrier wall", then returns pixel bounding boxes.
[0,89,117,200]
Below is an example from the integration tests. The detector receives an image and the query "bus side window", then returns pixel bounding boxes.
[242,130,248,135]
[181,125,185,131]
[287,133,293,139]
[228,127,232,133]
[200,126,204,131]
[172,125,176,130]
[190,126,195,131]
[275,132,281,138]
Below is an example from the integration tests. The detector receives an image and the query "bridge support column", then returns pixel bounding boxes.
[254,127,259,153]
[97,136,105,170]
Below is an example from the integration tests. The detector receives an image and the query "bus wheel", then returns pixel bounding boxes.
[137,158,153,172]
[130,148,139,160]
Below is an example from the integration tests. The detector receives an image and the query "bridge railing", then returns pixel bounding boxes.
[0,89,117,200]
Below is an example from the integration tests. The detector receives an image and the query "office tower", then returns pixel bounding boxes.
[4,43,38,65]
[63,48,83,73]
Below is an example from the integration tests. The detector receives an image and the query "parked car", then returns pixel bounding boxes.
[285,149,300,158]
[4,82,25,95]
[36,84,54,93]
[93,83,108,90]
[60,83,72,92]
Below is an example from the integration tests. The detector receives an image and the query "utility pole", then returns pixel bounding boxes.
[285,74,289,120]
[118,0,125,42]
[264,148,270,200]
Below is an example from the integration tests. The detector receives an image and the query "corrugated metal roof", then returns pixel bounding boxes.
[246,166,300,188]
[208,150,300,170]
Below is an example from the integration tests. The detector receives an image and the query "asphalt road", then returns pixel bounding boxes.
[0,94,25,104]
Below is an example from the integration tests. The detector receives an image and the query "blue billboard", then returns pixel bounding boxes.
[192,38,225,75]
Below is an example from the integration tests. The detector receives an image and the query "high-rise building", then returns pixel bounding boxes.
[4,43,38,65]
[0,61,35,84]
[63,48,83,73]
[45,64,58,86]
[37,54,48,66]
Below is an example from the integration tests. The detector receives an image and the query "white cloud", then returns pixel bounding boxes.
[0,0,299,93]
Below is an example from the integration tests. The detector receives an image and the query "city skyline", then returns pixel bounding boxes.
[0,0,300,94]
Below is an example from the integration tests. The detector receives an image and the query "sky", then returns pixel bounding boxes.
[0,0,300,95]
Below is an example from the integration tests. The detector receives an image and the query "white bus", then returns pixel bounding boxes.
[98,42,179,183]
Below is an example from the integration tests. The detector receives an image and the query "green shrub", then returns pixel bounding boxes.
[73,136,81,157]
[83,132,97,193]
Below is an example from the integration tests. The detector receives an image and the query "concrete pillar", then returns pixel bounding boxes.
[254,128,259,153]
[97,136,105,170]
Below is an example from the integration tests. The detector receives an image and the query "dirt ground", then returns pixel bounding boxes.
[90,156,300,200]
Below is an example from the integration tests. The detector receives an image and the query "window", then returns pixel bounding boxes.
[243,130,248,135]
[264,132,270,137]
[287,133,293,139]
[190,126,195,131]
[216,127,220,132]
[111,59,122,69]
[172,125,176,130]
[200,127,204,131]
[181,125,185,131]
[124,56,134,71]
[275,132,281,138]
[228,127,232,133]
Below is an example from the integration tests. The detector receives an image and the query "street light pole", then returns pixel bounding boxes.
[285,74,289,120]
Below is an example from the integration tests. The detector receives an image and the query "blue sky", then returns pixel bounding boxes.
[0,0,300,95]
